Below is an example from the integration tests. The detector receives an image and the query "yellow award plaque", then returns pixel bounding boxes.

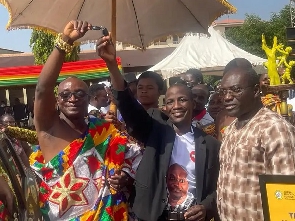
[259,175,295,221]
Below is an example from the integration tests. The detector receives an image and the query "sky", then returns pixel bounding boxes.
[0,0,290,52]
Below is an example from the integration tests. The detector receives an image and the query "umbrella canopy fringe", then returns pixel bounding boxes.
[213,0,237,22]
[8,25,58,35]
[0,0,82,48]
[217,0,237,14]
[5,23,81,47]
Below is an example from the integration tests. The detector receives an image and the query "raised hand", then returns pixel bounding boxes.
[63,20,92,44]
[96,34,116,64]
[96,33,124,91]
[108,169,130,191]
[184,204,206,221]
[104,111,125,130]
[104,111,117,124]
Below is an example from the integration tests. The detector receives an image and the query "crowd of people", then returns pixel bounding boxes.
[0,97,34,127]
[0,20,294,221]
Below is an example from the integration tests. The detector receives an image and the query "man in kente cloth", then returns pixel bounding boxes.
[30,20,140,221]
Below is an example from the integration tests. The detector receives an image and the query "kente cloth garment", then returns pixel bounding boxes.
[115,124,143,221]
[219,126,228,140]
[217,108,295,221]
[114,125,143,221]
[0,202,9,221]
[201,123,217,138]
[261,94,293,117]
[30,117,138,221]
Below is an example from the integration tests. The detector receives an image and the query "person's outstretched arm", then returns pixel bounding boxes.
[34,21,91,133]
[97,36,153,143]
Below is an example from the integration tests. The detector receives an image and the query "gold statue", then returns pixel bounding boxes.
[282,60,295,84]
[277,45,293,67]
[263,61,269,70]
[261,34,281,85]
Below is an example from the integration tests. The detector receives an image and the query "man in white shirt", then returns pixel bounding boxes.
[191,84,214,127]
[88,83,109,117]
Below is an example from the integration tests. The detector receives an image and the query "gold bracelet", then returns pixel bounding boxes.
[54,33,74,54]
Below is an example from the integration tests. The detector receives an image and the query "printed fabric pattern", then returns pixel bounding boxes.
[30,118,128,221]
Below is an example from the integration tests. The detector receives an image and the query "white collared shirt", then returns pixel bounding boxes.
[88,104,98,113]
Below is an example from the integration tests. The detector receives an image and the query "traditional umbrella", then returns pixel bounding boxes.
[1,0,235,113]
[0,0,236,49]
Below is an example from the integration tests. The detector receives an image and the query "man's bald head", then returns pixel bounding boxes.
[223,58,252,76]
[58,76,88,94]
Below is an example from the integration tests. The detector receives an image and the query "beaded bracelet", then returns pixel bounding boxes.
[54,33,74,54]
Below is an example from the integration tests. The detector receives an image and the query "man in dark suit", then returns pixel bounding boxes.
[97,35,220,221]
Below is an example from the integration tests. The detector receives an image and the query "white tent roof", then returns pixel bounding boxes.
[148,27,266,79]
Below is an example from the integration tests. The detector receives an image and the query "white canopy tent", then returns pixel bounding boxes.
[148,27,266,79]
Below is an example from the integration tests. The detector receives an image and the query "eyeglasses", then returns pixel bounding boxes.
[58,91,88,101]
[218,85,255,97]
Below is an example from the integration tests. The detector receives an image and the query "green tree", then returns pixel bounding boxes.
[225,5,291,58]
[30,29,80,65]
[268,5,291,45]
[203,75,221,86]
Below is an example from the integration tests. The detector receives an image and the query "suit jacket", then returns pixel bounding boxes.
[113,88,220,221]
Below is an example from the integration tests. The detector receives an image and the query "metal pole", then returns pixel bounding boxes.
[109,0,117,115]
[5,89,10,106]
[111,0,117,47]
[23,88,27,104]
